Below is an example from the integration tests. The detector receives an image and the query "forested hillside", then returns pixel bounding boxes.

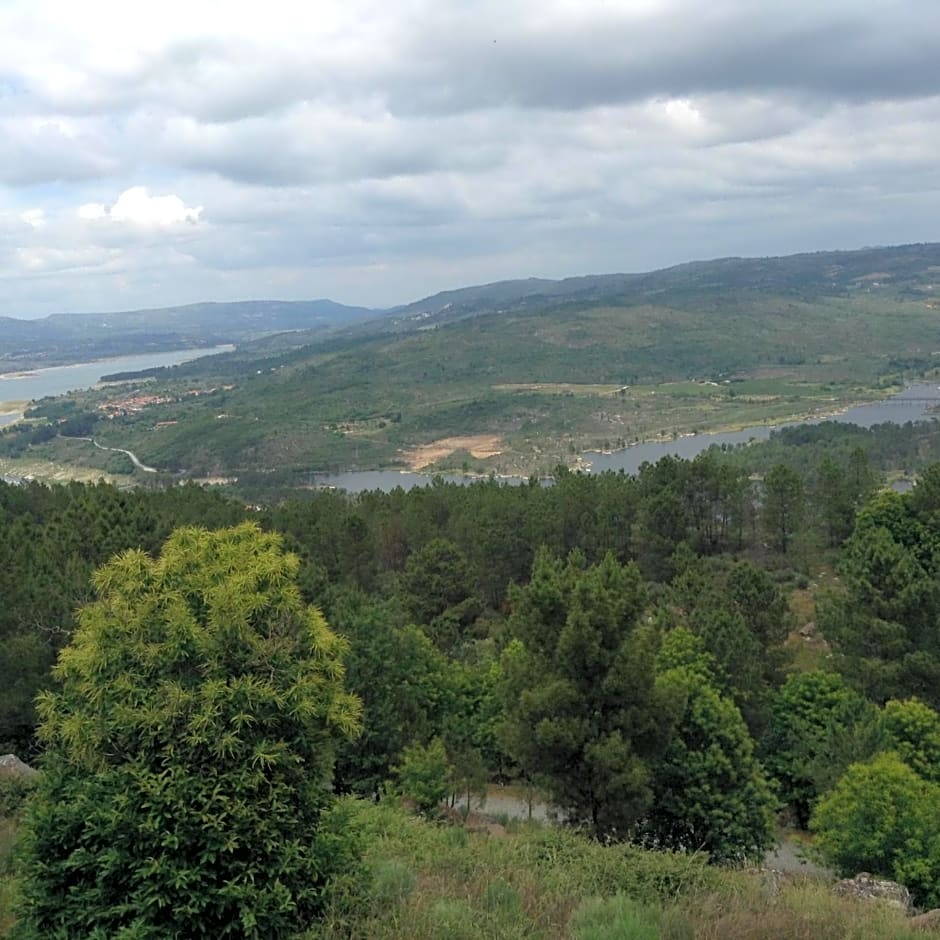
[5,243,940,935]
[6,242,940,483]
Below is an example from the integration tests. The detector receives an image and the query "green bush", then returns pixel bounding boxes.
[369,859,416,906]
[0,777,35,820]
[424,899,479,940]
[811,752,940,908]
[392,737,452,818]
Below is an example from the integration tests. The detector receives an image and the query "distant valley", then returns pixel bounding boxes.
[4,242,940,488]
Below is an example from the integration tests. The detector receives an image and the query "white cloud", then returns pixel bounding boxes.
[14,244,122,274]
[79,187,203,227]
[20,209,46,228]
[78,202,107,220]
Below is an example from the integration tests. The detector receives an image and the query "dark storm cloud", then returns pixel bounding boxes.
[387,8,940,115]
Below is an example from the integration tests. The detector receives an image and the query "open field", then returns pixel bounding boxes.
[492,383,625,396]
[0,454,125,485]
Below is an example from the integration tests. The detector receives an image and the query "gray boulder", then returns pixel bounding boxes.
[910,908,940,932]
[0,753,38,778]
[832,873,912,913]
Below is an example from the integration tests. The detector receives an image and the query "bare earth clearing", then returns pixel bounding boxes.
[402,434,504,469]
[0,455,121,485]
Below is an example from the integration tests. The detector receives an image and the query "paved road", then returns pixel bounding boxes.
[765,838,833,877]
[63,436,158,473]
[91,440,158,473]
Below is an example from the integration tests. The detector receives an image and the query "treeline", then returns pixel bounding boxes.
[0,482,248,752]
[0,447,874,761]
[723,418,940,478]
[6,447,940,899]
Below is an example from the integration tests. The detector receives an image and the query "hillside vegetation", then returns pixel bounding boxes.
[5,443,940,934]
[4,242,939,482]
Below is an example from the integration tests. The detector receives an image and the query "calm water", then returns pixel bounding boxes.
[0,346,231,426]
[315,384,940,493]
[587,383,940,475]
[312,469,533,493]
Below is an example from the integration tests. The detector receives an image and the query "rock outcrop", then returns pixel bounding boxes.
[910,908,940,932]
[832,873,912,913]
[0,753,38,778]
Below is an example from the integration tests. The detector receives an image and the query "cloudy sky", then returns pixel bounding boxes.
[2,0,939,317]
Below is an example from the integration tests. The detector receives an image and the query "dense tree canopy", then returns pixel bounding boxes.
[820,490,940,707]
[762,463,805,555]
[763,671,881,827]
[637,631,776,862]
[498,550,667,840]
[812,752,940,909]
[6,443,940,913]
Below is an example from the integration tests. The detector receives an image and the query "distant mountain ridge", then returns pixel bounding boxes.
[387,242,940,323]
[4,241,940,370]
[0,299,381,369]
[324,242,940,342]
[8,240,940,483]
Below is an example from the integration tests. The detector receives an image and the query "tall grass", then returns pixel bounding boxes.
[0,817,19,935]
[308,799,939,940]
[4,797,937,938]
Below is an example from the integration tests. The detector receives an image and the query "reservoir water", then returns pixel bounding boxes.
[314,384,940,493]
[587,383,940,475]
[0,346,231,427]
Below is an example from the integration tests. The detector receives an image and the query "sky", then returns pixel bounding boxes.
[1,0,939,318]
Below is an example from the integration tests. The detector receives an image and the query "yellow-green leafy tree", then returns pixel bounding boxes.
[14,523,361,939]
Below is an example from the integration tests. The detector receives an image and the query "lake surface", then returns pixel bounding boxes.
[587,383,940,475]
[315,384,940,493]
[0,346,231,426]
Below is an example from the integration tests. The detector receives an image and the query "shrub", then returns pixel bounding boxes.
[392,737,452,818]
[369,859,417,906]
[0,776,35,820]
[811,752,940,908]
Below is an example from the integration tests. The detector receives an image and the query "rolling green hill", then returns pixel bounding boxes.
[10,242,940,482]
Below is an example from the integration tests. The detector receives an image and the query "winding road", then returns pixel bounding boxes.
[64,436,158,473]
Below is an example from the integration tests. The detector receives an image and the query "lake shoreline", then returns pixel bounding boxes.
[578,393,893,467]
[310,383,940,492]
[0,344,235,381]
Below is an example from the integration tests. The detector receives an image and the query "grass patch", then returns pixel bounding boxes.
[569,895,664,940]
[0,454,124,485]
[493,383,626,397]
[308,799,936,940]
